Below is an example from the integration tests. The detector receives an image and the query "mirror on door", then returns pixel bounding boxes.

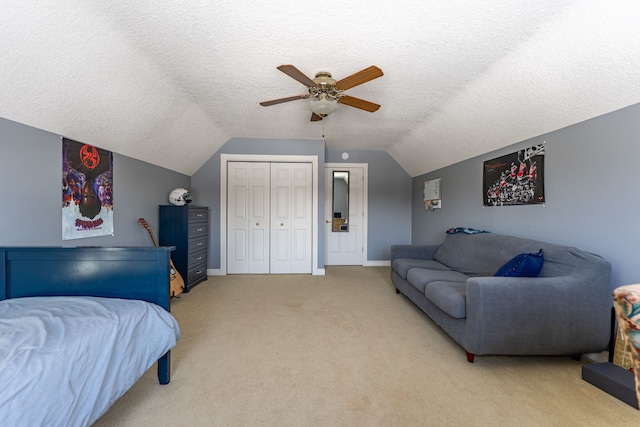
[332,171,349,232]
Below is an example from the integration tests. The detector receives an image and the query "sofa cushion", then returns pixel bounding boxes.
[406,268,470,293]
[424,281,467,319]
[434,233,559,276]
[392,258,451,279]
[495,249,544,277]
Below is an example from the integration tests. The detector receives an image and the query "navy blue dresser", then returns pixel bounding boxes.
[159,205,209,292]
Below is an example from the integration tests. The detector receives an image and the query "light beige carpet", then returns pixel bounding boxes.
[95,266,639,426]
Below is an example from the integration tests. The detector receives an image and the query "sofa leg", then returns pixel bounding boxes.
[466,352,475,363]
[395,288,400,294]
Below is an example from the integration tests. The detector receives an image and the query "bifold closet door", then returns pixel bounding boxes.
[270,162,313,274]
[227,161,312,274]
[227,162,270,274]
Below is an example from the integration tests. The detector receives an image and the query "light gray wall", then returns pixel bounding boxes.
[411,103,640,290]
[0,117,190,246]
[326,149,412,261]
[191,137,326,269]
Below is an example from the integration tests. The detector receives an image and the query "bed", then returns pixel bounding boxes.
[0,246,181,427]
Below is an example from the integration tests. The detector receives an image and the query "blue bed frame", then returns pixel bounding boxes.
[0,246,175,384]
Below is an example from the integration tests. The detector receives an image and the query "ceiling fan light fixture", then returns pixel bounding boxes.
[260,64,382,121]
[309,94,339,117]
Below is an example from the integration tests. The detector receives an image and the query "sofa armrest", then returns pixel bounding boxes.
[463,275,612,355]
[390,244,440,261]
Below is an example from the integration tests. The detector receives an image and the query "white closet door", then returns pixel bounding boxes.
[270,162,313,273]
[227,162,270,274]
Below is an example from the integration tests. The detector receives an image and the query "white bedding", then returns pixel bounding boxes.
[0,296,181,427]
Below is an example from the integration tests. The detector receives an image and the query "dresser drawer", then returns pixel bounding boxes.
[188,263,207,284]
[188,249,207,268]
[188,236,207,252]
[189,209,207,223]
[188,222,208,238]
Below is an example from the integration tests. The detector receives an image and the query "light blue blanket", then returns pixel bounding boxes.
[0,296,181,427]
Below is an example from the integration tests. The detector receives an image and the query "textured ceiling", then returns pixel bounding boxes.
[2,1,640,177]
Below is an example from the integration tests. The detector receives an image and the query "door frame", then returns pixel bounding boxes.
[220,154,320,276]
[324,163,368,266]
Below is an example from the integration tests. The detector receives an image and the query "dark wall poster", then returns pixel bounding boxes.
[62,138,114,239]
[483,143,545,206]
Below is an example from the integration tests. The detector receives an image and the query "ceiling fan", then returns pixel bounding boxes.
[260,64,383,121]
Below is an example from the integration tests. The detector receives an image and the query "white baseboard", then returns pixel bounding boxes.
[209,268,327,276]
[208,265,385,276]
[364,260,391,267]
[582,351,609,363]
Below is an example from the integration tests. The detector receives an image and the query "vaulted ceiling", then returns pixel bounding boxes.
[2,1,639,177]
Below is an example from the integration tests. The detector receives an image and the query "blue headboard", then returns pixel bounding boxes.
[0,246,173,310]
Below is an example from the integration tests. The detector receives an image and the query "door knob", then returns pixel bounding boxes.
[326,220,331,223]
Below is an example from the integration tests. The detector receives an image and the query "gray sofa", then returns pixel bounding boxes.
[391,232,612,362]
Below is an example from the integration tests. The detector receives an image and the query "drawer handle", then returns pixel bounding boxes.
[196,213,204,217]
[195,256,203,261]
[196,242,203,246]
[196,228,203,232]
[195,270,202,275]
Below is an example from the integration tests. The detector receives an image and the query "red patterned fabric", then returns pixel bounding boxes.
[613,284,640,406]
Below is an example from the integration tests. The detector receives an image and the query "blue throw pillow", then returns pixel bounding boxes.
[494,249,544,277]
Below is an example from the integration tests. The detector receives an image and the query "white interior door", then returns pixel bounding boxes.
[324,165,366,265]
[270,163,313,273]
[227,162,270,274]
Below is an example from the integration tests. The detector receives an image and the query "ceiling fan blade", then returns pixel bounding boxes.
[335,66,383,91]
[277,64,318,87]
[310,113,323,121]
[260,94,309,106]
[338,95,381,112]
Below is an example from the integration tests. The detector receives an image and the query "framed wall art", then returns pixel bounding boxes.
[62,138,114,239]
[483,143,545,207]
